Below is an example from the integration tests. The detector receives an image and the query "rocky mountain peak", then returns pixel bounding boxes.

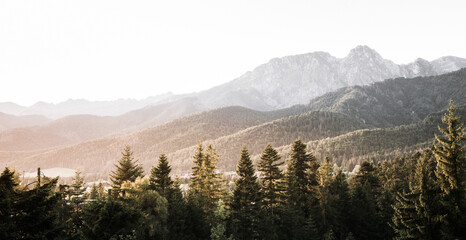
[347,45,381,60]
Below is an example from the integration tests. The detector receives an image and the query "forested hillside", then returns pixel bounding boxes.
[1,101,464,240]
[2,69,466,178]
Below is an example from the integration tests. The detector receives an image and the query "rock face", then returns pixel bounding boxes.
[1,46,465,118]
[199,45,466,110]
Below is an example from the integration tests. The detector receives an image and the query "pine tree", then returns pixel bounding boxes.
[317,156,335,234]
[150,153,174,199]
[15,178,63,239]
[257,144,284,240]
[0,167,17,239]
[68,169,86,238]
[285,139,315,214]
[328,169,351,240]
[203,145,224,213]
[349,181,381,240]
[167,178,193,240]
[110,145,144,188]
[391,151,441,240]
[188,143,224,219]
[189,143,205,197]
[433,100,466,238]
[258,143,284,210]
[231,146,262,240]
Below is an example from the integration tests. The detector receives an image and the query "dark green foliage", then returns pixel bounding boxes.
[2,95,465,239]
[131,189,168,239]
[14,178,63,239]
[230,145,262,240]
[355,161,380,191]
[110,145,144,188]
[150,153,174,198]
[433,100,466,239]
[257,144,284,239]
[258,143,284,209]
[81,198,141,240]
[166,179,195,240]
[316,156,335,234]
[188,143,226,227]
[327,169,351,240]
[285,139,317,215]
[62,169,86,239]
[211,200,233,240]
[0,167,18,240]
[348,181,382,240]
[391,150,442,239]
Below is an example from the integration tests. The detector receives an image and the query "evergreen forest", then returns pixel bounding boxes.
[1,101,465,240]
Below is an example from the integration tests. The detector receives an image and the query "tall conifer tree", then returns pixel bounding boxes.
[188,143,224,218]
[150,153,174,199]
[285,139,315,213]
[391,150,442,240]
[258,143,284,210]
[231,146,262,240]
[433,100,466,238]
[110,145,144,188]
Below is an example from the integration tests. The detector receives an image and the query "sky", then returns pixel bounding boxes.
[0,0,465,106]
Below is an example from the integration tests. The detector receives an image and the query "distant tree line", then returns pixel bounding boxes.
[0,101,465,239]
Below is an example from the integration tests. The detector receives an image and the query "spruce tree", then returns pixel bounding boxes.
[258,143,284,210]
[110,145,144,188]
[433,100,466,238]
[317,156,335,233]
[328,169,351,240]
[203,145,224,213]
[391,151,442,240]
[150,153,174,199]
[167,178,193,240]
[189,143,205,197]
[285,139,316,214]
[0,168,17,239]
[68,169,86,238]
[231,146,262,240]
[257,144,284,240]
[188,143,224,219]
[15,178,63,239]
[349,181,382,240]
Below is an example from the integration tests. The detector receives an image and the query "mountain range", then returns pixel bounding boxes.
[1,46,465,179]
[3,68,465,179]
[2,45,466,120]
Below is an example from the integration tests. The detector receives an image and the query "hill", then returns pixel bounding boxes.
[2,68,466,178]
[0,112,50,132]
[0,97,205,151]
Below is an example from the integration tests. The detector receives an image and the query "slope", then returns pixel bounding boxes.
[0,112,50,132]
[0,97,205,151]
[4,68,466,177]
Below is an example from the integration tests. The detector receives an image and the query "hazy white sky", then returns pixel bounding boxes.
[1,0,465,106]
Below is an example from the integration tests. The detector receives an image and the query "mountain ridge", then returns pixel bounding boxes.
[2,46,465,118]
[4,68,465,177]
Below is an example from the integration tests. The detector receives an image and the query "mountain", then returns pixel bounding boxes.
[4,68,465,177]
[3,46,464,119]
[0,92,176,119]
[304,68,466,127]
[198,45,466,110]
[0,97,205,151]
[3,105,305,177]
[0,112,50,132]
